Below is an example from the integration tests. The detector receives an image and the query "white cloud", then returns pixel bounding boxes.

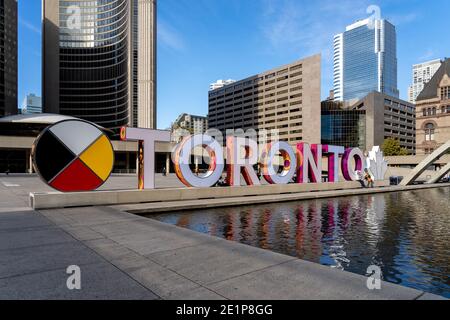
[388,12,418,26]
[260,0,370,56]
[418,49,435,62]
[19,18,41,34]
[158,21,185,52]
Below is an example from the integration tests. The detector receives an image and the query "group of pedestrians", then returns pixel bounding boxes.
[356,169,374,188]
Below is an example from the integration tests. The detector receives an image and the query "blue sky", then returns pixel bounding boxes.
[19,0,450,129]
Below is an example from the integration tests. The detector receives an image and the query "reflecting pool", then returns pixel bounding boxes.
[149,188,450,298]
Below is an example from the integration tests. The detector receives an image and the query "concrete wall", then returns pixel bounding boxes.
[30,180,389,209]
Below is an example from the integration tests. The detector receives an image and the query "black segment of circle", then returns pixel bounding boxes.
[34,130,77,182]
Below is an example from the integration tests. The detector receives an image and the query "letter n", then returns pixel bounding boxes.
[297,143,322,183]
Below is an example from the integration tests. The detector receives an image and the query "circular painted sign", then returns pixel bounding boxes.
[32,120,114,192]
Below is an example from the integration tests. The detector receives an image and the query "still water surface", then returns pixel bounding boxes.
[149,188,450,297]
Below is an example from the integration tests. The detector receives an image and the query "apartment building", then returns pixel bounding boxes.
[171,113,208,142]
[408,59,442,103]
[208,54,321,145]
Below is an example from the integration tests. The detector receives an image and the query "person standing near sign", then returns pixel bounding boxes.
[355,170,365,188]
[364,169,374,188]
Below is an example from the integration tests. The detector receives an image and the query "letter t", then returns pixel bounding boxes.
[121,127,171,189]
[323,145,345,183]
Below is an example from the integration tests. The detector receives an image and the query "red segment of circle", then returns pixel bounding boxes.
[50,159,104,192]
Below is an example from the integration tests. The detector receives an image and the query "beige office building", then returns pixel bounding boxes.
[416,58,450,155]
[43,0,157,133]
[208,54,321,145]
[322,91,416,153]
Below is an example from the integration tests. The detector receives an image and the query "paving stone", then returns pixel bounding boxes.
[0,227,73,251]
[147,239,296,286]
[125,262,202,300]
[63,226,105,241]
[208,259,424,300]
[168,286,227,300]
[0,262,158,300]
[0,211,52,232]
[84,238,139,261]
[0,242,100,279]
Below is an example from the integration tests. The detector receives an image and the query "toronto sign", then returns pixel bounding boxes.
[32,120,388,192]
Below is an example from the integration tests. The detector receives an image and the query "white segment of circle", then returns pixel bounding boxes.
[49,120,103,156]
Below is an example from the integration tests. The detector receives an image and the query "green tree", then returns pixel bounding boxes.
[381,138,410,156]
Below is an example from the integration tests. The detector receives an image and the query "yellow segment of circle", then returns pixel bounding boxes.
[79,135,114,181]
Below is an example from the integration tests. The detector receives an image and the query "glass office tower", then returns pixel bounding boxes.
[333,18,399,101]
[43,0,157,133]
[321,100,366,150]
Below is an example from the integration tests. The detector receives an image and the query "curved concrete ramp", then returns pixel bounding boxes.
[400,140,450,186]
[427,162,450,184]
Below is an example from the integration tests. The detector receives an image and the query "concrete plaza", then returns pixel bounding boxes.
[0,175,446,299]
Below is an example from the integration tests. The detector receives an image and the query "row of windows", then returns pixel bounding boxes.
[383,128,415,138]
[384,99,415,112]
[383,121,414,131]
[210,93,303,109]
[209,81,303,101]
[210,99,303,113]
[209,73,303,97]
[210,106,302,118]
[421,106,450,116]
[384,106,415,118]
[209,115,303,127]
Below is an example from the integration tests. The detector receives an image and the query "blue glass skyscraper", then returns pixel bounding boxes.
[333,18,399,101]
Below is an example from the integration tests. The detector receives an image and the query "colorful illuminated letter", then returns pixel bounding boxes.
[174,134,224,188]
[322,145,345,182]
[342,148,365,181]
[261,141,298,185]
[226,137,260,186]
[297,143,322,183]
[121,127,171,189]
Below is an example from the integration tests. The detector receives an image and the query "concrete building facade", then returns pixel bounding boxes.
[415,58,450,155]
[42,0,157,134]
[333,18,399,101]
[171,113,208,143]
[208,55,321,145]
[408,59,442,103]
[322,91,416,153]
[172,113,208,134]
[0,0,17,118]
